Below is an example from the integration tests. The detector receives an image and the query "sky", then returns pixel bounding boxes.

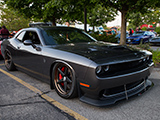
[106,12,121,27]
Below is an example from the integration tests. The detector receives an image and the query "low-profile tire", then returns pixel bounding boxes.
[4,51,16,71]
[52,62,77,99]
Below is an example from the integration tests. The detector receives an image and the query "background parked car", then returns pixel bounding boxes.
[149,37,160,45]
[115,32,129,43]
[126,31,156,44]
[0,37,4,57]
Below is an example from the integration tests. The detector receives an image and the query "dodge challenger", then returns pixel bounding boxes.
[1,26,154,106]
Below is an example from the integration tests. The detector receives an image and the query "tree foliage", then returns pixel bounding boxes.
[54,0,117,31]
[128,12,143,30]
[58,0,100,31]
[128,8,160,30]
[87,4,117,29]
[4,0,117,31]
[4,0,66,26]
[101,0,158,45]
[0,2,31,31]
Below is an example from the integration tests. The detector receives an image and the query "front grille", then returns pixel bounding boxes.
[97,56,152,78]
[127,39,134,42]
[100,80,144,97]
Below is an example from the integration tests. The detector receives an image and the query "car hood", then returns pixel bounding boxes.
[52,42,146,64]
[127,35,150,39]
[127,35,142,39]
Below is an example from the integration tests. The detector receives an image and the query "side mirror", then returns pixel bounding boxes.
[23,40,33,45]
[23,39,41,51]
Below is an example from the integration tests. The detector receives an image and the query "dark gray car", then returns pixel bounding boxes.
[150,37,160,45]
[1,26,154,106]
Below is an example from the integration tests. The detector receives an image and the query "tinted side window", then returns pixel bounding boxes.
[23,31,41,44]
[16,31,26,42]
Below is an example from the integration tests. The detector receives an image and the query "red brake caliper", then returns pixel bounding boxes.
[59,67,65,86]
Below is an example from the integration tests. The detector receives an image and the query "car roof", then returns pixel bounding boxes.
[14,26,84,40]
[135,31,145,33]
[29,26,82,31]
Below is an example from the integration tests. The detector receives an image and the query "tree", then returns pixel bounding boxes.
[88,4,117,31]
[0,2,31,31]
[57,0,117,31]
[42,0,67,26]
[101,0,158,45]
[59,0,99,31]
[4,0,117,32]
[142,9,160,27]
[4,0,66,26]
[128,12,144,30]
[128,8,160,30]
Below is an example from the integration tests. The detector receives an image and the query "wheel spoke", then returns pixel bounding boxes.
[8,59,11,62]
[58,68,65,76]
[7,53,11,58]
[64,67,68,75]
[66,77,72,83]
[57,78,63,84]
[64,82,67,92]
[67,84,71,90]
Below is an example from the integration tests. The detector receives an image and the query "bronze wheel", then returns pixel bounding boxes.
[5,51,16,71]
[53,63,77,99]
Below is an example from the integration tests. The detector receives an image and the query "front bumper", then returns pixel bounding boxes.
[79,63,154,106]
[80,79,153,106]
[126,40,140,44]
[150,41,160,45]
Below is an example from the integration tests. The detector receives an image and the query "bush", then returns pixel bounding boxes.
[90,32,117,43]
[136,43,160,65]
[152,49,160,65]
[137,43,150,51]
[155,27,160,35]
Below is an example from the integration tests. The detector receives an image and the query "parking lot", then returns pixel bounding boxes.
[0,58,160,120]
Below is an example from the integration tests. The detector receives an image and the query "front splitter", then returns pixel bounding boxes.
[79,79,153,107]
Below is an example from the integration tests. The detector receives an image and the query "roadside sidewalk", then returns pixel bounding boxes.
[149,67,160,80]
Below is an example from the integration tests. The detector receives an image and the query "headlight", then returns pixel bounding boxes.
[104,65,109,71]
[96,66,102,74]
[96,65,110,74]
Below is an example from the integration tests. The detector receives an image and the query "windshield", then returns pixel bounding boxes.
[132,32,144,36]
[41,28,97,45]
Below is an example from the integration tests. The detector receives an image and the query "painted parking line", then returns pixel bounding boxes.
[0,64,4,66]
[0,68,88,120]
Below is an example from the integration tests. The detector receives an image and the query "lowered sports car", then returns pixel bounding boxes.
[126,31,156,44]
[1,26,154,106]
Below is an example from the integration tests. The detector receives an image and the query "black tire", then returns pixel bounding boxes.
[52,63,77,99]
[4,51,16,71]
[0,55,3,60]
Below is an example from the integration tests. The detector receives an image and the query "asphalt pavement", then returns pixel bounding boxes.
[150,46,160,51]
[0,64,74,120]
